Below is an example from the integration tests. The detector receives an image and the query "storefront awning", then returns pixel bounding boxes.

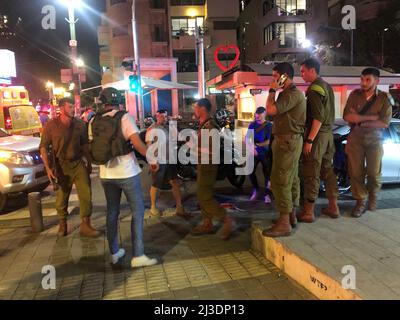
[207,64,400,89]
[103,77,196,91]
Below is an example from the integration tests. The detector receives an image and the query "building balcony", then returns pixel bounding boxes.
[171,33,211,50]
[98,26,110,46]
[111,34,133,57]
[263,6,311,23]
[99,49,112,68]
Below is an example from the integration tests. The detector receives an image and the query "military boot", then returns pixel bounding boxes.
[297,200,316,223]
[290,208,298,228]
[220,216,236,240]
[351,200,366,218]
[321,197,340,219]
[272,208,297,228]
[262,214,292,238]
[80,217,101,237]
[191,218,214,236]
[367,193,378,212]
[57,219,68,237]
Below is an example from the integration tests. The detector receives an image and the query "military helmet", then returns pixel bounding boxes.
[99,87,122,106]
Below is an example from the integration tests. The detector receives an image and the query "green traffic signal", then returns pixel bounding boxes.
[129,75,140,93]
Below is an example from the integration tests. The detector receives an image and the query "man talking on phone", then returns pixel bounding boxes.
[262,62,306,238]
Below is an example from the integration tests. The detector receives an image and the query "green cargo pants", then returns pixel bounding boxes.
[345,131,383,200]
[196,164,226,220]
[55,159,92,219]
[270,134,302,214]
[303,131,338,202]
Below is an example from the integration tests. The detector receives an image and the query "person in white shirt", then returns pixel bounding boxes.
[89,88,158,267]
[145,109,191,219]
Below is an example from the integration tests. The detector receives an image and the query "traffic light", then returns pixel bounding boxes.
[129,74,140,93]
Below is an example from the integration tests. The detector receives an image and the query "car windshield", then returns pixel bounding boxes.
[0,129,9,138]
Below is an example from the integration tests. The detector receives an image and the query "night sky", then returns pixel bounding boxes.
[0,0,105,101]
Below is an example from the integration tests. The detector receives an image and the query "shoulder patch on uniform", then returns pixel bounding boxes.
[310,84,326,97]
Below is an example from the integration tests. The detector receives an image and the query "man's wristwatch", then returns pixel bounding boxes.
[269,88,276,93]
[305,138,314,144]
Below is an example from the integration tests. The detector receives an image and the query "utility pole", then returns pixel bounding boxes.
[195,21,205,99]
[131,0,145,129]
[66,4,81,116]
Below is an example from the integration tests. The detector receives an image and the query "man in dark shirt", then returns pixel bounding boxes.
[40,98,99,237]
[245,107,273,204]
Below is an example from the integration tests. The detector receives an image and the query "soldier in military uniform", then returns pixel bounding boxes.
[40,98,99,237]
[190,98,235,240]
[262,63,306,238]
[343,68,392,217]
[297,58,340,223]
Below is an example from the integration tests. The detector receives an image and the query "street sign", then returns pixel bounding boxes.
[0,50,16,78]
[61,69,73,83]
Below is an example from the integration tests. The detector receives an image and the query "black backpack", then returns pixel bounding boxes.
[90,110,133,165]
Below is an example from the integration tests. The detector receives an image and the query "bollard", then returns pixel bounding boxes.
[28,192,44,233]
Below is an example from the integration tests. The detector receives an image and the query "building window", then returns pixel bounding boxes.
[112,26,129,37]
[171,17,204,36]
[213,21,237,30]
[170,0,205,5]
[263,0,274,15]
[110,0,126,5]
[153,25,167,42]
[275,22,306,48]
[173,50,198,72]
[275,0,306,15]
[264,24,275,45]
[151,0,165,9]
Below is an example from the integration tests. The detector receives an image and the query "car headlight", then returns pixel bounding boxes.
[0,150,33,165]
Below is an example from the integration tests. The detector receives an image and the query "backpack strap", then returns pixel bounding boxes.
[112,110,127,140]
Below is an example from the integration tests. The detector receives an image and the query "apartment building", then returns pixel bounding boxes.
[97,0,240,115]
[168,0,240,85]
[98,0,181,116]
[238,0,329,63]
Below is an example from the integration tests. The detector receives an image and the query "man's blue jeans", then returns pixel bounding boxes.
[101,174,144,257]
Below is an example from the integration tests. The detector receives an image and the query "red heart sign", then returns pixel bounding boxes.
[214,45,241,72]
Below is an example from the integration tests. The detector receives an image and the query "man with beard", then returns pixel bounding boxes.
[343,68,393,217]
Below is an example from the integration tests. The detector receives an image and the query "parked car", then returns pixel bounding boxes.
[332,118,400,193]
[0,128,49,211]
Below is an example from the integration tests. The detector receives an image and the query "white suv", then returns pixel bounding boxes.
[0,128,49,211]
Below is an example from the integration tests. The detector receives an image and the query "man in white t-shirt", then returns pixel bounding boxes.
[145,109,191,219]
[89,88,158,267]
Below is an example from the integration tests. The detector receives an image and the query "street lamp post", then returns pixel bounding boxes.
[60,0,82,117]
[131,0,145,129]
[195,20,205,99]
[381,28,389,68]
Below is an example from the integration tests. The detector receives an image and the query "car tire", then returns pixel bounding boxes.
[0,192,8,212]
